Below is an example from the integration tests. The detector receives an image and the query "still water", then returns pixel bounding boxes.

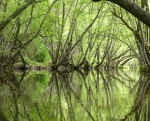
[0,69,150,121]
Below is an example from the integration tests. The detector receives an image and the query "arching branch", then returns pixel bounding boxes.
[92,0,150,27]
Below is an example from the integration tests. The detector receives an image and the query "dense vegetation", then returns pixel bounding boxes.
[0,0,150,71]
[0,1,150,120]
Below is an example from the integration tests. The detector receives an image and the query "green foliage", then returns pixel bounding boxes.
[0,0,150,69]
[35,44,48,63]
[35,49,47,63]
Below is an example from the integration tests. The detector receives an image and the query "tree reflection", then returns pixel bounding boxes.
[121,72,150,121]
[0,70,149,121]
[0,71,23,121]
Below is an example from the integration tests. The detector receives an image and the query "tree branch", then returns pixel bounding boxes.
[0,0,36,32]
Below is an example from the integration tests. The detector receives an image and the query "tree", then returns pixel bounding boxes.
[92,0,150,27]
[0,0,36,32]
[0,0,58,69]
[40,0,102,70]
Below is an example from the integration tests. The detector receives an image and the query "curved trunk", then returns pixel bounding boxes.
[92,0,150,27]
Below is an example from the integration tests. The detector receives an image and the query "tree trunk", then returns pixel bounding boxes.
[92,0,150,27]
[0,0,36,32]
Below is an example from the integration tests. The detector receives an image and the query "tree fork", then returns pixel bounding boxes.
[92,0,150,28]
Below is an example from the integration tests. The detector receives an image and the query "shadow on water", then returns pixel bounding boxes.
[0,69,149,121]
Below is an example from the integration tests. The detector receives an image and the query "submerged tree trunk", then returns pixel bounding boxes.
[92,0,150,27]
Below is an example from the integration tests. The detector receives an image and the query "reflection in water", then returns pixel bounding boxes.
[0,70,149,121]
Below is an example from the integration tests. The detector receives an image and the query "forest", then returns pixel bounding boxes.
[0,0,150,72]
[1,0,150,121]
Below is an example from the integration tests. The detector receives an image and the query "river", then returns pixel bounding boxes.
[0,69,149,121]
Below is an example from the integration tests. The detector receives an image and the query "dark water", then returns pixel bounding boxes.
[0,69,150,121]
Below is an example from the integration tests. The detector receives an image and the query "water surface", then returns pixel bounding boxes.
[0,69,149,121]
